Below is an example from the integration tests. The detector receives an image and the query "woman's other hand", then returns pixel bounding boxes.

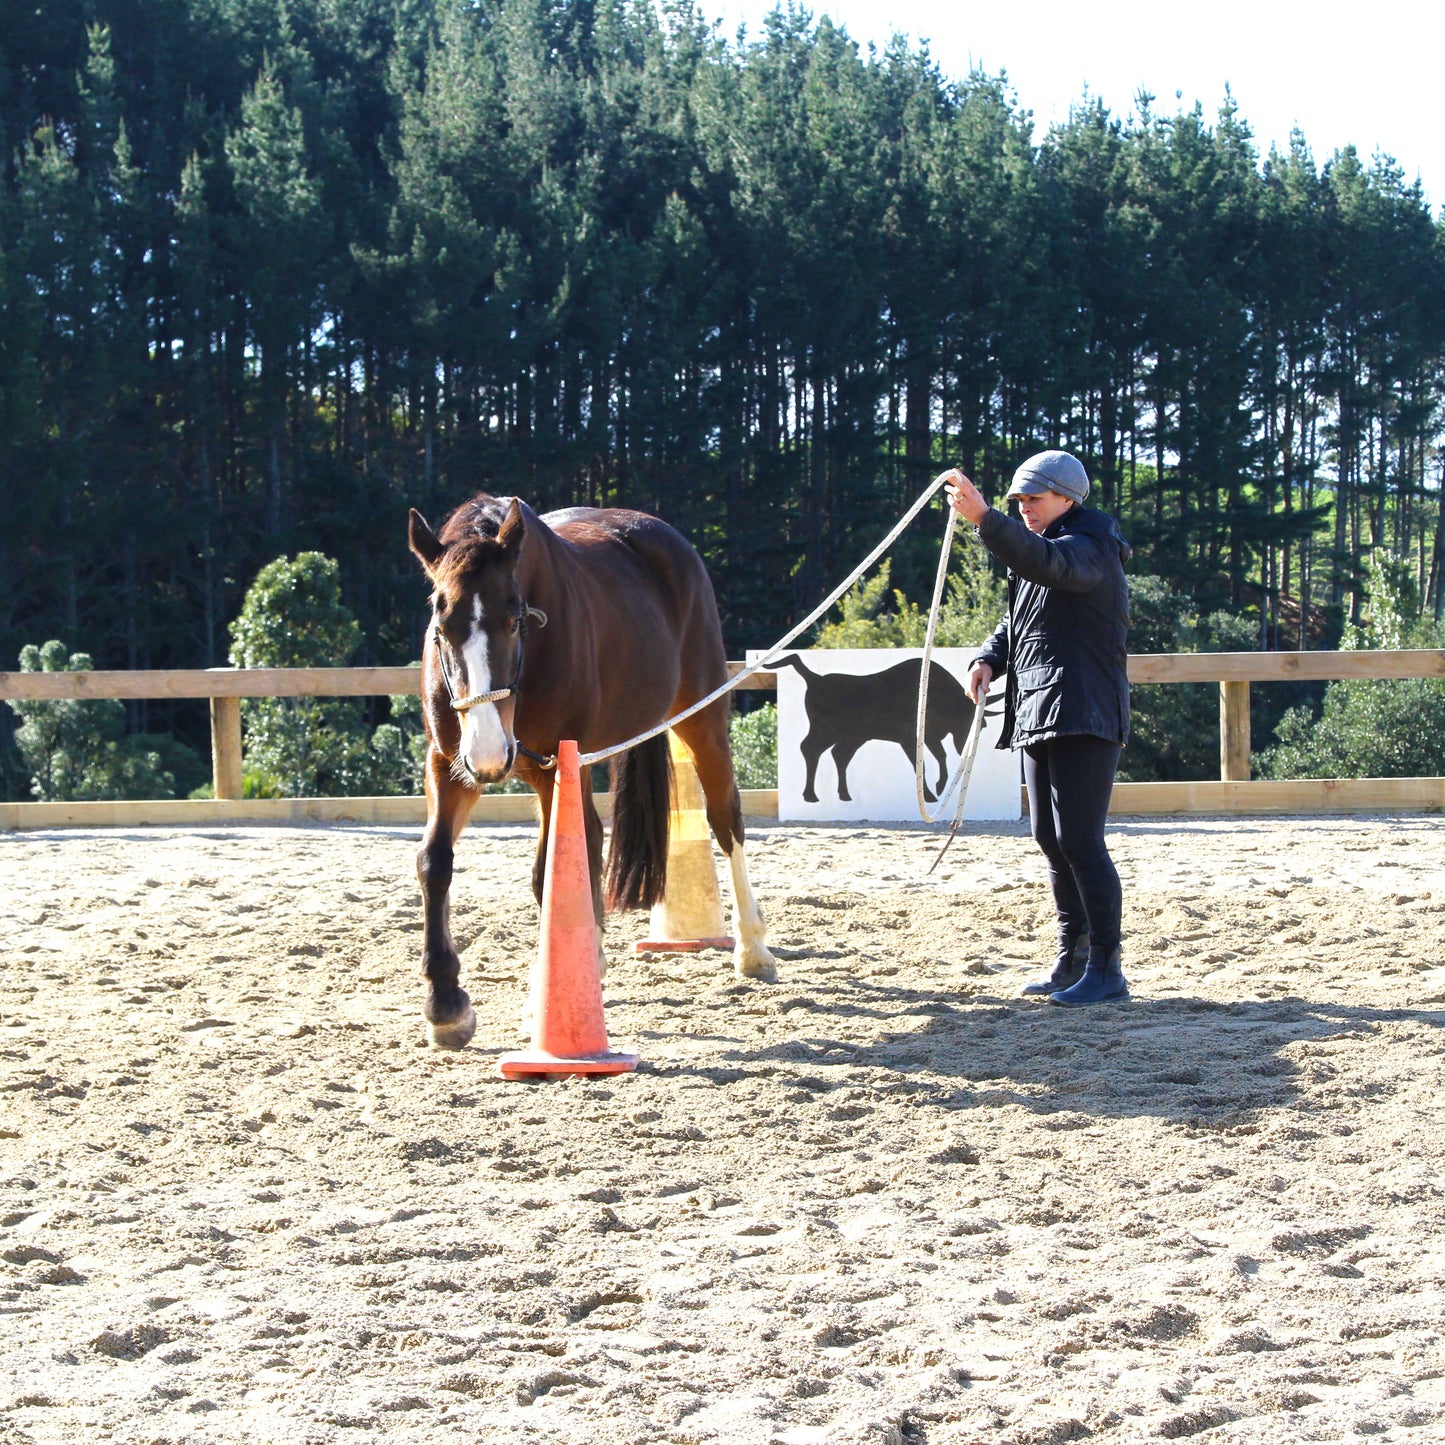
[942,469,989,526]
[966,661,993,705]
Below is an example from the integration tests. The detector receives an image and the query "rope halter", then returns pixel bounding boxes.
[433,602,557,770]
[435,603,548,711]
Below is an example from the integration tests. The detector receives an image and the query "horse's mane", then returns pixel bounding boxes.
[429,494,521,584]
[437,493,514,546]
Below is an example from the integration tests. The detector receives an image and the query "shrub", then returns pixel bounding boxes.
[6,641,193,801]
[378,672,430,794]
[730,703,778,789]
[229,553,415,796]
[1258,554,1445,780]
[229,553,363,669]
[1260,680,1445,779]
[0,738,29,802]
[188,768,283,801]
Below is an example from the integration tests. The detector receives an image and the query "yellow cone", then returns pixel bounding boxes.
[633,732,734,954]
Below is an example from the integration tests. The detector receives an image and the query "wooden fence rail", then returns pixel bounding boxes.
[1,651,1442,828]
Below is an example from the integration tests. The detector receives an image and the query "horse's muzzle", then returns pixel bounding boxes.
[460,741,517,788]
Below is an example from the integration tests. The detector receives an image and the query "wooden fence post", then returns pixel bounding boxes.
[1219,680,1250,781]
[211,696,243,800]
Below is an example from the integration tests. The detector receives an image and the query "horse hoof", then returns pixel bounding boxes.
[428,1004,477,1051]
[735,945,778,983]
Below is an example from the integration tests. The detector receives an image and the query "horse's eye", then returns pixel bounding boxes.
[508,615,520,634]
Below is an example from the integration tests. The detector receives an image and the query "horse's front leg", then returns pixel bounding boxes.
[418,748,480,1049]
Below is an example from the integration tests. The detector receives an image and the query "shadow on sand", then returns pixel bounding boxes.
[644,973,1444,1128]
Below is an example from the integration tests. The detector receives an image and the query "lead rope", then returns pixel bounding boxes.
[916,501,989,839]
[578,471,986,835]
[578,471,955,773]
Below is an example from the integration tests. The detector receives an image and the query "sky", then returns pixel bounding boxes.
[700,0,1442,209]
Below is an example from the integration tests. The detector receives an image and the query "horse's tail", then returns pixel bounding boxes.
[605,731,673,911]
[771,652,816,679]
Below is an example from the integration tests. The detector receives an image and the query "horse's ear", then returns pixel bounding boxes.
[498,498,525,561]
[408,509,446,575]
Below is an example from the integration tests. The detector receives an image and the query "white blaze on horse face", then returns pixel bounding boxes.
[725,839,777,981]
[459,595,512,778]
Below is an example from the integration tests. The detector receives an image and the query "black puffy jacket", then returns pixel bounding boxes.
[970,504,1132,749]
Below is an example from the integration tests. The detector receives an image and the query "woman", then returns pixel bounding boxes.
[944,451,1131,1006]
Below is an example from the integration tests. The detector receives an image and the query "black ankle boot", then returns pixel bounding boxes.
[1020,933,1090,997]
[1049,946,1128,1006]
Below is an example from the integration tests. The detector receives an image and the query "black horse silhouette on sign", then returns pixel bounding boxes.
[773,653,983,804]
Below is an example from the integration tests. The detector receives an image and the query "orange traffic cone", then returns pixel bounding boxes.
[499,740,639,1080]
[634,732,734,955]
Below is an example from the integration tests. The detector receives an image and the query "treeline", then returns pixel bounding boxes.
[3,0,1443,712]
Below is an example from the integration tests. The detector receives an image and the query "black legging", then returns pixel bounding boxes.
[1021,734,1122,955]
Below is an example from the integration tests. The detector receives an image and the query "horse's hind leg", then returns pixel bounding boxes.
[673,709,777,983]
[417,748,481,1049]
[581,767,608,979]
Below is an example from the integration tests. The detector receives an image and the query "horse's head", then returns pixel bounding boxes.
[409,498,529,785]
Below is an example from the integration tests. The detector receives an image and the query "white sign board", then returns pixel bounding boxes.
[751,648,1020,823]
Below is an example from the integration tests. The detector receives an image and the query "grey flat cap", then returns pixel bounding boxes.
[1007,449,1090,504]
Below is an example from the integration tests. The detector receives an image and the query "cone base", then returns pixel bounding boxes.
[498,1048,639,1080]
[633,935,735,955]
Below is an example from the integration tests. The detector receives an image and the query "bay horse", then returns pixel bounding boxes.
[407,494,777,1049]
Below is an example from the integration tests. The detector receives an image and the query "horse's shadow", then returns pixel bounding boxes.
[659,977,1443,1127]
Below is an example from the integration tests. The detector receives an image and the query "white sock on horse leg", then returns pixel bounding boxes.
[725,839,777,981]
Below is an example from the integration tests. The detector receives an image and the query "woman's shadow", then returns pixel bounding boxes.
[689,975,1444,1127]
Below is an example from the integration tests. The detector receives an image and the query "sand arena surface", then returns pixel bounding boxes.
[1,815,1444,1444]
